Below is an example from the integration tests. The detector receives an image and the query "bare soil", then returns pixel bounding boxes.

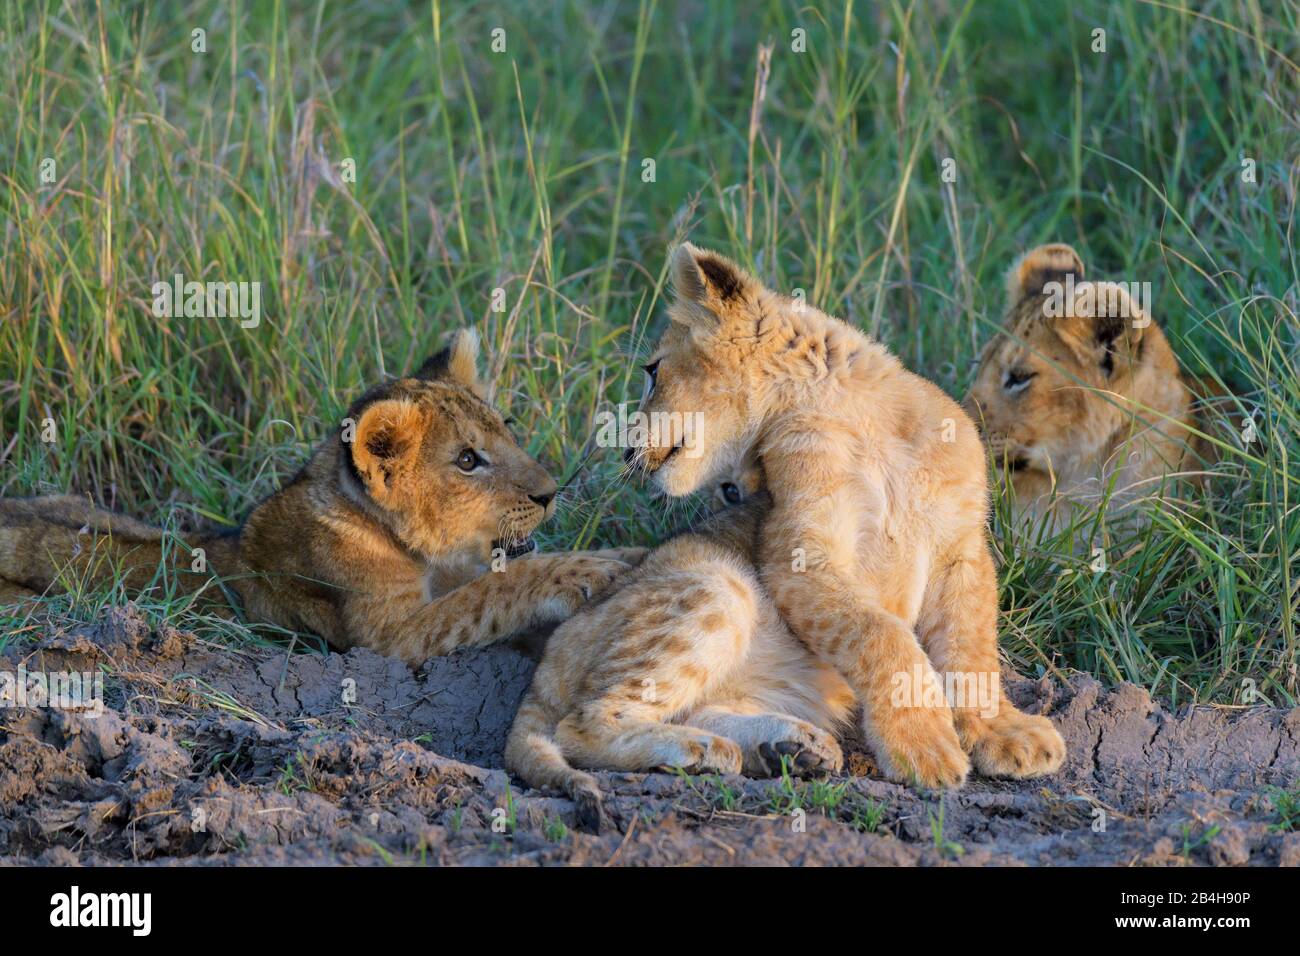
[1,605,1296,866]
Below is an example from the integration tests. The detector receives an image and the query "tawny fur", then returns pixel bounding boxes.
[504,460,855,826]
[965,243,1233,529]
[0,331,639,665]
[621,242,1067,790]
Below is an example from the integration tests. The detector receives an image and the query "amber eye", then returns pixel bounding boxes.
[720,482,742,505]
[456,449,481,472]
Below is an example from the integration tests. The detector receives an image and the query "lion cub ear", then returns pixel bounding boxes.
[414,329,483,395]
[1008,243,1085,305]
[670,243,754,338]
[1055,282,1150,377]
[350,399,430,502]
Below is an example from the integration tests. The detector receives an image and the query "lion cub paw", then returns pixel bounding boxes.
[568,775,612,834]
[968,712,1065,779]
[873,709,970,790]
[751,721,844,778]
[544,555,634,617]
[658,733,743,776]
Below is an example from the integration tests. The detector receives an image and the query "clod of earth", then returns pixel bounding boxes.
[1,605,1297,865]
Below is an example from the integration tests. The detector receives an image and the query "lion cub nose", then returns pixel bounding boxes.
[529,491,555,508]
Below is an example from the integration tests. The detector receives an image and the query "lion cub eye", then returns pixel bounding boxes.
[456,449,482,472]
[1003,368,1037,395]
[642,360,661,394]
[720,482,743,505]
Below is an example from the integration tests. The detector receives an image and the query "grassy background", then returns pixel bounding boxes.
[1,0,1297,705]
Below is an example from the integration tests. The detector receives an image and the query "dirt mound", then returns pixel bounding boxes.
[1,606,1296,865]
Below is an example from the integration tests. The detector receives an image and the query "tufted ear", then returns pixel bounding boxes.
[1008,243,1085,307]
[350,398,430,503]
[414,328,483,395]
[1053,282,1150,378]
[669,243,755,338]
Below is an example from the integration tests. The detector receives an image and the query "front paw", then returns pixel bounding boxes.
[967,711,1065,779]
[548,555,633,614]
[872,708,970,790]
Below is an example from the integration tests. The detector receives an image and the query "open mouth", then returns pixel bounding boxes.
[493,536,537,559]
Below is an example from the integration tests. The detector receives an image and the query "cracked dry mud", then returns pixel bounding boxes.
[1,605,1297,866]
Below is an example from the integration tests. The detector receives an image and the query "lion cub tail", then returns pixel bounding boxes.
[0,495,195,597]
[504,692,608,832]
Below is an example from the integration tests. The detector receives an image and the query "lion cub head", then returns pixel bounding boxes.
[964,243,1192,509]
[341,330,557,561]
[628,243,815,497]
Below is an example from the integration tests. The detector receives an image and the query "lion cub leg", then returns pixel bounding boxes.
[765,565,970,790]
[679,601,846,778]
[359,551,633,664]
[685,704,843,778]
[557,707,744,776]
[551,555,766,776]
[918,540,1065,779]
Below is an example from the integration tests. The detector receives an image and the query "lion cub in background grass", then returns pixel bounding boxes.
[965,243,1235,530]
[505,457,855,829]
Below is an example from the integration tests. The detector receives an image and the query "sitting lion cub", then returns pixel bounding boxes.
[505,457,855,828]
[965,243,1232,528]
[625,243,1066,791]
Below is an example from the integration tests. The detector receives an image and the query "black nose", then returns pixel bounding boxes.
[529,492,555,508]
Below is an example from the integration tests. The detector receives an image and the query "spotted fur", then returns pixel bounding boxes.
[0,331,639,664]
[620,243,1066,791]
[504,457,855,829]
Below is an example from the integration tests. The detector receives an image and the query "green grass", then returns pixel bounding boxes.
[1,0,1297,704]
[848,794,888,834]
[1179,821,1221,862]
[927,796,964,858]
[275,752,318,795]
[542,814,569,842]
[1266,783,1300,832]
[705,773,744,812]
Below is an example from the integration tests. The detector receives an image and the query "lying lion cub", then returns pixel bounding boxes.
[966,243,1231,528]
[624,242,1066,790]
[505,458,855,827]
[0,331,637,664]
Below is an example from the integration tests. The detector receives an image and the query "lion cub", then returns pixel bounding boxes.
[505,458,855,827]
[626,243,1067,791]
[965,243,1234,528]
[0,331,636,665]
